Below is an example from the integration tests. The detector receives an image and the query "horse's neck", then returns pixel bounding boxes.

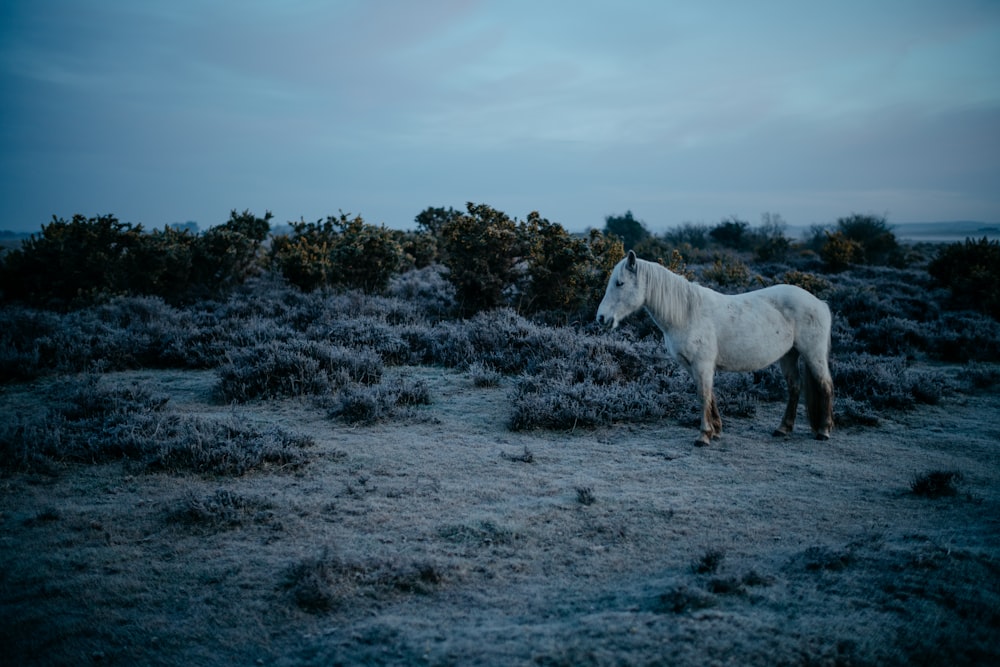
[642,261,698,332]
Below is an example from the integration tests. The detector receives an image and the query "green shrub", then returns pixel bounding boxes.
[835,213,902,266]
[701,255,754,288]
[709,217,751,251]
[603,210,649,250]
[188,209,271,293]
[271,213,402,293]
[0,210,272,307]
[440,203,529,315]
[928,237,1000,320]
[820,230,863,271]
[0,214,142,306]
[521,216,624,319]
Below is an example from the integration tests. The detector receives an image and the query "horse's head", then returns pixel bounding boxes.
[596,250,645,329]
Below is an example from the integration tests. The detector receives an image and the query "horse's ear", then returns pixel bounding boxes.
[626,250,637,272]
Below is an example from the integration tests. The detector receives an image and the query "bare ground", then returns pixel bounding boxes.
[2,366,999,666]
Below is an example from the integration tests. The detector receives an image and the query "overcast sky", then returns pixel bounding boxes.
[2,0,999,234]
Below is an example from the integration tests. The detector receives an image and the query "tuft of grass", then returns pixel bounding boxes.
[167,489,275,532]
[653,586,716,614]
[911,470,962,498]
[802,546,854,572]
[503,447,534,463]
[468,361,502,388]
[575,486,596,506]
[693,548,725,575]
[283,552,446,614]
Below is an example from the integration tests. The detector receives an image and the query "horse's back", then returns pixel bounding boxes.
[756,284,830,324]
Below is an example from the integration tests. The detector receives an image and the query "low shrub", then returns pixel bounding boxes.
[217,340,382,402]
[910,470,962,498]
[832,353,947,412]
[327,377,431,424]
[0,375,312,474]
[166,489,275,532]
[284,552,446,613]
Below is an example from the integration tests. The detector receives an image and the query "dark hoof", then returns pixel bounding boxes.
[694,439,710,447]
[772,429,789,438]
[814,432,830,441]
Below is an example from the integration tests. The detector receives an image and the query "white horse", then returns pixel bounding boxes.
[597,251,833,446]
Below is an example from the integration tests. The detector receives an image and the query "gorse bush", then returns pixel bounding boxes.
[819,214,903,271]
[522,217,624,319]
[270,213,402,293]
[440,203,529,315]
[928,237,1000,320]
[435,202,622,317]
[0,210,272,307]
[0,214,142,305]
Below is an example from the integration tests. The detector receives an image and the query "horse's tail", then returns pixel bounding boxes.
[803,321,834,437]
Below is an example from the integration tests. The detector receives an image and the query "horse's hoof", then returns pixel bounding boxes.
[694,438,710,447]
[814,432,830,441]
[772,429,789,438]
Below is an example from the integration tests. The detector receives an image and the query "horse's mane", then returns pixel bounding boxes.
[637,258,701,328]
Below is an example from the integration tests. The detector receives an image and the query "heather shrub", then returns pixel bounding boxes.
[319,315,410,365]
[832,353,946,413]
[0,296,207,379]
[327,377,431,424]
[167,489,275,533]
[0,375,312,474]
[0,306,61,381]
[387,265,455,318]
[217,340,382,402]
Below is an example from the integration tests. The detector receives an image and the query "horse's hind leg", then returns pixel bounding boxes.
[774,349,801,437]
[709,393,722,437]
[804,357,834,440]
[692,366,720,447]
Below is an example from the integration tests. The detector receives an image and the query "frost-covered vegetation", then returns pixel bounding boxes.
[2,206,999,666]
[2,205,998,448]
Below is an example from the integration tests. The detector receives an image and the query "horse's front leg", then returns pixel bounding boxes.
[693,367,721,447]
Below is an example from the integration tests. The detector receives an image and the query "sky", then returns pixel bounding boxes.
[1,0,999,235]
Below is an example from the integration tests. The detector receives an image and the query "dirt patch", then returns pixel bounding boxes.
[2,366,998,665]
